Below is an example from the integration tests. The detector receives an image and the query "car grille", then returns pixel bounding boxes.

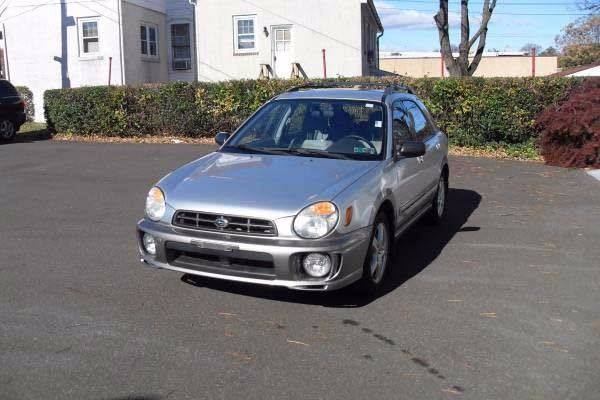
[172,211,277,236]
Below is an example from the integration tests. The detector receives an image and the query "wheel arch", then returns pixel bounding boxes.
[442,162,449,182]
[377,199,396,232]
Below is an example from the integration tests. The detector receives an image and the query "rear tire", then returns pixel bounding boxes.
[0,120,16,141]
[357,211,392,295]
[425,172,448,225]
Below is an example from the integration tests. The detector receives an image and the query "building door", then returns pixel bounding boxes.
[272,26,292,78]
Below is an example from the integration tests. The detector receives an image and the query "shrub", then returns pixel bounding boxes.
[44,77,585,148]
[536,79,600,168]
[16,86,34,122]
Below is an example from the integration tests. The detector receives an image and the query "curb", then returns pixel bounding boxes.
[587,169,600,182]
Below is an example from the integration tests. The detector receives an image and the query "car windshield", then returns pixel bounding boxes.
[223,99,386,160]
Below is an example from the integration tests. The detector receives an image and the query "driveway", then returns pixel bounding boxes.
[1,140,599,400]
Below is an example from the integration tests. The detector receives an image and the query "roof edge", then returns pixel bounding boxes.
[366,0,384,33]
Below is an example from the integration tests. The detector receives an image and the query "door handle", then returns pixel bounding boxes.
[435,143,441,150]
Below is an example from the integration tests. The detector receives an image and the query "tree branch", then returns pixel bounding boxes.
[467,0,496,49]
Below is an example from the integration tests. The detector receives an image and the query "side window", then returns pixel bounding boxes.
[141,23,158,57]
[392,101,414,148]
[233,15,257,54]
[402,100,432,141]
[78,17,100,56]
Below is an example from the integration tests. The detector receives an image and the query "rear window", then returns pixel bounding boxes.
[0,80,19,97]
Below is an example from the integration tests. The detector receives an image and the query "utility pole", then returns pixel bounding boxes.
[531,47,536,77]
[189,0,198,82]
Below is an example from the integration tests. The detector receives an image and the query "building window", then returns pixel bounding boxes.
[140,23,158,57]
[79,17,100,56]
[171,23,191,70]
[233,15,257,54]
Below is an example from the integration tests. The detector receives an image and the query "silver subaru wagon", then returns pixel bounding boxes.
[137,83,449,293]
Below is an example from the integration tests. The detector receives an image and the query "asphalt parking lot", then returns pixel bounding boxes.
[1,139,599,400]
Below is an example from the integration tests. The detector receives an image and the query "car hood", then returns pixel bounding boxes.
[158,151,379,220]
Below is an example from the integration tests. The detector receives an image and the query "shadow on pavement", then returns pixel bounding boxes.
[181,188,482,308]
[0,127,52,145]
[103,396,162,400]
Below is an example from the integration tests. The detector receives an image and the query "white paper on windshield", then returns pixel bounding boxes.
[374,121,383,128]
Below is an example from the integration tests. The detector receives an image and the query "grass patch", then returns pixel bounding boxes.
[19,122,48,134]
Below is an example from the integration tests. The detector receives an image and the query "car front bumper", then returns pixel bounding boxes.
[137,218,372,291]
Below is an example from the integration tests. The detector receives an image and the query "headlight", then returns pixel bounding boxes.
[145,187,166,221]
[293,202,339,239]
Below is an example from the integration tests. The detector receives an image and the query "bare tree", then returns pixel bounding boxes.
[519,43,542,54]
[577,0,600,12]
[434,0,497,76]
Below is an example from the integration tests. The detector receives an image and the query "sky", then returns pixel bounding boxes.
[375,0,591,52]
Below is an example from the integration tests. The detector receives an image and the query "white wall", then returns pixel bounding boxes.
[126,0,166,14]
[0,0,124,121]
[195,0,365,81]
[166,0,196,82]
[121,0,169,84]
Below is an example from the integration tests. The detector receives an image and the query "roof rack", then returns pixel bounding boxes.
[285,81,414,96]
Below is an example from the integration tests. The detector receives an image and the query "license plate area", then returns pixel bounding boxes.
[165,241,276,278]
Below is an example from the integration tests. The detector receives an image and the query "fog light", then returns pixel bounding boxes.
[302,253,332,278]
[143,233,157,255]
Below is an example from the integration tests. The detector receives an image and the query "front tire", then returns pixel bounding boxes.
[357,211,392,295]
[425,172,448,225]
[0,120,16,141]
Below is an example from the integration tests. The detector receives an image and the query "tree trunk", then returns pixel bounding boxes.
[434,0,460,76]
[435,0,497,77]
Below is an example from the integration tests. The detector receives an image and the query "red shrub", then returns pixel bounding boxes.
[537,78,600,168]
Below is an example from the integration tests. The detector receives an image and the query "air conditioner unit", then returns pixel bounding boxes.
[173,60,191,70]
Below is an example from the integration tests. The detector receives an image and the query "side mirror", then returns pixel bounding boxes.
[399,141,426,158]
[215,132,231,146]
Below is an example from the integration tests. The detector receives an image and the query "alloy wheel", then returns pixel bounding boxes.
[369,222,389,284]
[0,120,15,140]
[436,177,446,217]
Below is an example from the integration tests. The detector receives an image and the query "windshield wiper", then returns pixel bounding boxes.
[232,144,290,156]
[286,148,352,160]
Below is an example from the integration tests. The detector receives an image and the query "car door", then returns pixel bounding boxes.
[402,99,441,197]
[390,99,425,228]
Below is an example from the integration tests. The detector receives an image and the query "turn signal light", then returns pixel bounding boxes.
[311,202,336,216]
[345,206,353,226]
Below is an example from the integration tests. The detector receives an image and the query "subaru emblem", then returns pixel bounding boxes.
[214,216,229,229]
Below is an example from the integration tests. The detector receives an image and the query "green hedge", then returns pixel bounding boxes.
[16,86,34,122]
[44,77,587,147]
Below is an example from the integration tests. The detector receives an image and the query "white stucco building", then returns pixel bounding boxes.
[0,0,382,121]
[195,0,383,81]
[0,0,197,121]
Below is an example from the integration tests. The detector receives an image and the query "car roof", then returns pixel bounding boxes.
[276,88,413,103]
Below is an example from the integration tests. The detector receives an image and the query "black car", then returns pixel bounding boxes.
[0,79,27,141]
